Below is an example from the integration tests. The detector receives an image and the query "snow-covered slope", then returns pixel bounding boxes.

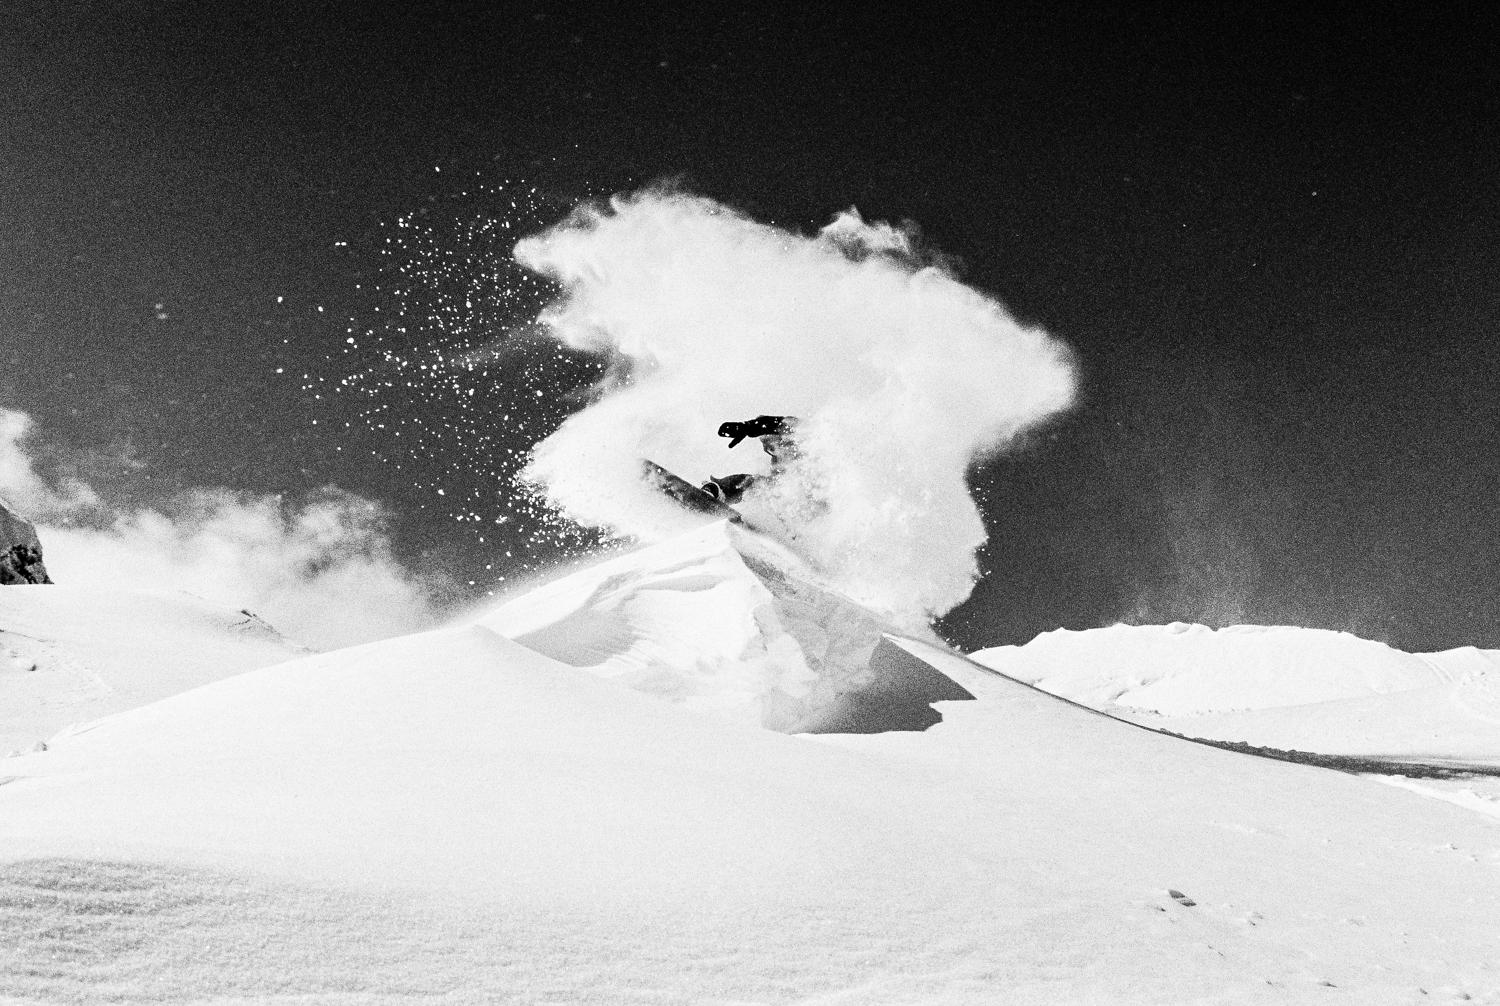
[2,622,1498,1002]
[476,519,964,732]
[0,585,308,754]
[4,532,1500,1003]
[971,623,1500,767]
[972,623,1456,715]
[1146,674,1500,766]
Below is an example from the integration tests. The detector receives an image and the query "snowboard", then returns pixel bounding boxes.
[642,460,744,524]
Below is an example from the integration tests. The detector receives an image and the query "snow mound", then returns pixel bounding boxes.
[4,627,1500,1002]
[3,624,909,894]
[0,585,308,754]
[474,520,963,732]
[971,622,1454,716]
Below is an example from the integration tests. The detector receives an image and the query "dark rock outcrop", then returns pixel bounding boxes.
[0,497,52,585]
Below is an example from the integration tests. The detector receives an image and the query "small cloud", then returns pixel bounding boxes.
[0,408,100,517]
[2,407,450,650]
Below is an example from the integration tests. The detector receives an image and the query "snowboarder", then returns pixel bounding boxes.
[702,415,799,504]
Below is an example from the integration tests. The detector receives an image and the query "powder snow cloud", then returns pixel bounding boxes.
[514,189,1077,625]
[0,409,100,516]
[1,407,444,649]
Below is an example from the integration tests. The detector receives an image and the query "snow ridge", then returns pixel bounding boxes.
[474,520,953,732]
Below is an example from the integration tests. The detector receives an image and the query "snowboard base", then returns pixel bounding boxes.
[642,460,744,524]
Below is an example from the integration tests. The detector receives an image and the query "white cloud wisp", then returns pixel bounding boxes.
[1,407,443,650]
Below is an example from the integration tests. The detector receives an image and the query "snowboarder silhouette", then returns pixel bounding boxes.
[702,415,799,504]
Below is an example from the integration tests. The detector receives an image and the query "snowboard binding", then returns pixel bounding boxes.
[701,473,757,504]
[706,416,800,503]
[647,416,801,516]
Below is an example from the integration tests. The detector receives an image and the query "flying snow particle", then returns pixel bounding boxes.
[514,189,1077,625]
[309,177,615,590]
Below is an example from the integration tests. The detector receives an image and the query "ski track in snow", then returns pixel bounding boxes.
[1371,775,1500,823]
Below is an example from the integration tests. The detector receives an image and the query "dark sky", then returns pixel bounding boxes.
[2,3,1496,650]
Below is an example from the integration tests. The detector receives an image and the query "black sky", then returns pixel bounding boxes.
[2,3,1496,649]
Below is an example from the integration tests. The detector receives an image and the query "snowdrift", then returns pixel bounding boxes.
[4,529,1500,1002]
[475,520,968,732]
[973,622,1500,766]
[0,585,307,754]
[3,620,1499,1001]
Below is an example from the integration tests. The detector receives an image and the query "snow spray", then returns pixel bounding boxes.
[514,189,1076,627]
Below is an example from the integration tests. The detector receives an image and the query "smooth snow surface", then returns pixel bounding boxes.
[0,585,306,754]
[4,548,1500,1003]
[972,623,1452,715]
[972,623,1500,766]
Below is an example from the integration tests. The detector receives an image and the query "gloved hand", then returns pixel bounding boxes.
[717,415,790,448]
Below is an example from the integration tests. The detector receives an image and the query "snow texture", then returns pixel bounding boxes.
[475,520,961,732]
[2,532,1499,1003]
[0,585,306,755]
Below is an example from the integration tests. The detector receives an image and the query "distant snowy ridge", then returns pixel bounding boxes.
[971,622,1491,714]
[972,622,1500,766]
[475,519,964,732]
